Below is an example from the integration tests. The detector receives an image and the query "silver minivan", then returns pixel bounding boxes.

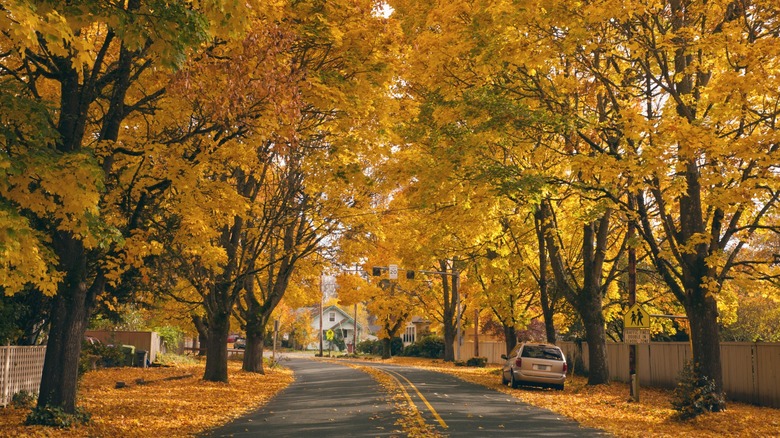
[501,343,567,390]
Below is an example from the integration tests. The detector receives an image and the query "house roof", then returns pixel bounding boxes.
[311,305,363,330]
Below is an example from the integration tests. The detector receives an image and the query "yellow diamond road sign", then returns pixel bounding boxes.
[326,329,334,341]
[624,304,650,329]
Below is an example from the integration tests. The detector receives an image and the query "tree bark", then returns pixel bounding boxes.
[242,313,269,373]
[503,323,517,356]
[203,312,230,382]
[192,315,209,356]
[440,259,458,362]
[37,234,104,414]
[545,199,613,385]
[535,203,557,344]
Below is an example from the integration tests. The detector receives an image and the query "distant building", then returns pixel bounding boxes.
[307,305,363,352]
[402,316,432,345]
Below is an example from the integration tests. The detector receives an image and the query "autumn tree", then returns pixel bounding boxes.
[0,0,254,416]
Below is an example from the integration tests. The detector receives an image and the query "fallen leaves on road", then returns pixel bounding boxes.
[343,362,442,438]
[0,360,293,438]
[384,357,780,437]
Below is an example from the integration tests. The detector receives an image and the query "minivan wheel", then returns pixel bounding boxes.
[510,372,520,389]
[501,372,509,386]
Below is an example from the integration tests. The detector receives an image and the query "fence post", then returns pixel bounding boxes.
[2,342,10,406]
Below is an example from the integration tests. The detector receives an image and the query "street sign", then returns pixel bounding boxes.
[624,303,650,329]
[388,264,398,280]
[326,329,334,341]
[624,328,651,344]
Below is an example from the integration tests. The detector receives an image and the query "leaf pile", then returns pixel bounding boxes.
[0,361,293,437]
[385,357,780,437]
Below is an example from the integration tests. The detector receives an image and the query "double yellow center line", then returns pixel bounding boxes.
[379,367,448,429]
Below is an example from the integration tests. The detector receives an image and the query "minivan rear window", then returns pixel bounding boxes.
[521,345,563,361]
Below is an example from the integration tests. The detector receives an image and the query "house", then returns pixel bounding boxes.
[402,316,431,345]
[307,305,364,353]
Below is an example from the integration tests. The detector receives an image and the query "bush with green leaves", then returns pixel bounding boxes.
[12,390,36,408]
[401,335,445,359]
[356,339,382,355]
[671,361,726,420]
[466,356,488,367]
[153,325,184,352]
[155,352,198,366]
[26,406,90,428]
[79,340,126,375]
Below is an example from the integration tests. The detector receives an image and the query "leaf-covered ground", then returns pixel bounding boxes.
[0,360,293,438]
[3,355,778,437]
[381,357,780,437]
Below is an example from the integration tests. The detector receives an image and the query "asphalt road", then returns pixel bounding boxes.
[202,356,607,437]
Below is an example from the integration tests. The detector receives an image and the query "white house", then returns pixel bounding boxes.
[307,305,363,353]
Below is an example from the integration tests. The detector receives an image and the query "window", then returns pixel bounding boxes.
[329,312,336,322]
[403,324,416,344]
[521,345,563,361]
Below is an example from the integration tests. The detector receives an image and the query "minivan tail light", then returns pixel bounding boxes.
[563,362,568,373]
[515,357,522,367]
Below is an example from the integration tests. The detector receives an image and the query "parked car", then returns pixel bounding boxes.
[227,334,240,343]
[233,337,246,349]
[501,343,567,390]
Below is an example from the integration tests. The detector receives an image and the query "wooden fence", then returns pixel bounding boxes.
[457,340,780,408]
[0,345,46,407]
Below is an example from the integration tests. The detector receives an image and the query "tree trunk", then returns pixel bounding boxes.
[544,201,613,385]
[37,290,88,414]
[684,281,724,399]
[580,291,610,385]
[243,316,267,374]
[203,314,230,382]
[381,337,392,359]
[440,259,459,362]
[503,323,517,356]
[192,315,209,356]
[535,203,556,344]
[37,234,102,414]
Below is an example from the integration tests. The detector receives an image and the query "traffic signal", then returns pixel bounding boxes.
[406,270,415,280]
[372,266,382,276]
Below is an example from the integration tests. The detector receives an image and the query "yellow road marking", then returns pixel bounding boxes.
[381,370,431,431]
[383,368,448,429]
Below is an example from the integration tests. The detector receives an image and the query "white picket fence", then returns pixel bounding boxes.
[0,345,46,407]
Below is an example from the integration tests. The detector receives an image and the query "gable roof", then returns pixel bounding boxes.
[313,305,363,330]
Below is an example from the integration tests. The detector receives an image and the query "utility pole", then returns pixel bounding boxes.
[474,308,479,358]
[319,273,324,357]
[353,303,358,354]
[628,191,639,402]
[454,269,461,362]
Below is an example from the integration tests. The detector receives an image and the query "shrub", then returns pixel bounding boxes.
[356,337,403,356]
[466,356,488,367]
[671,361,726,420]
[356,339,382,355]
[401,335,445,359]
[26,406,90,428]
[155,352,198,366]
[12,390,36,408]
[79,340,126,375]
